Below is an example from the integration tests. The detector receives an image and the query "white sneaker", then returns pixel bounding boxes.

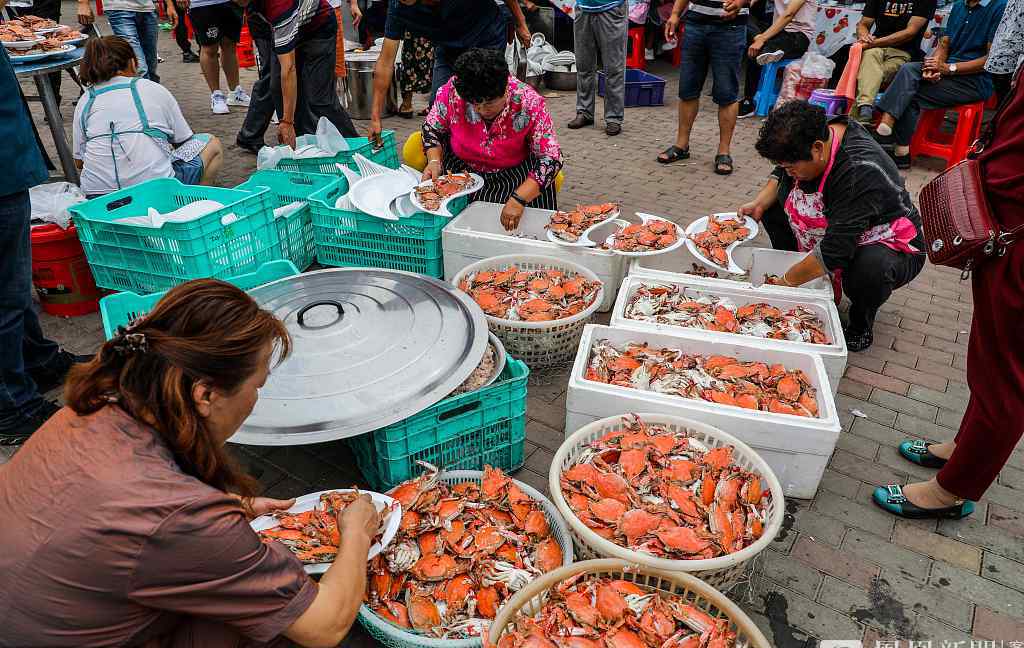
[227,86,251,107]
[756,49,786,66]
[211,90,230,114]
[644,47,654,61]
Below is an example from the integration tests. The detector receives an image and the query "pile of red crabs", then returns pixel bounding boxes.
[688,216,752,267]
[365,464,564,638]
[623,283,830,344]
[417,173,474,211]
[585,340,821,418]
[560,415,770,560]
[458,265,602,322]
[546,203,619,243]
[611,221,679,253]
[493,572,740,648]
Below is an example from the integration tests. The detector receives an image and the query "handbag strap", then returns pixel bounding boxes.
[970,64,1024,157]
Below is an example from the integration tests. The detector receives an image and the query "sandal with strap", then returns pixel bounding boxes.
[657,145,690,164]
[872,484,975,520]
[898,439,948,469]
[714,154,734,175]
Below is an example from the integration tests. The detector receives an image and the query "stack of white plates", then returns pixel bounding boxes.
[542,51,576,72]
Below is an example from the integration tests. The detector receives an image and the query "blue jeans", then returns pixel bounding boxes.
[677,19,746,105]
[0,191,60,428]
[106,10,160,82]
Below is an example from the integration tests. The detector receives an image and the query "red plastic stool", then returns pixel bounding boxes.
[909,101,984,169]
[627,26,645,70]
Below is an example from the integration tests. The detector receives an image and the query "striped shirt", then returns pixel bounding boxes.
[250,0,336,54]
[686,0,749,23]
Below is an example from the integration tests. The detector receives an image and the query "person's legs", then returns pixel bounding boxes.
[190,6,225,93]
[174,10,195,55]
[221,39,240,91]
[136,11,161,83]
[708,21,745,163]
[891,74,989,149]
[595,1,628,128]
[878,48,911,88]
[237,34,276,149]
[670,21,709,151]
[854,46,887,110]
[874,61,923,137]
[429,46,457,104]
[841,244,925,336]
[0,192,49,432]
[297,36,358,137]
[106,10,150,79]
[573,11,598,121]
[744,31,808,101]
[198,135,223,184]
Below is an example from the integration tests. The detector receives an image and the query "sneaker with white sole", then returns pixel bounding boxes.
[756,49,786,65]
[211,90,230,114]
[644,47,654,60]
[228,86,251,107]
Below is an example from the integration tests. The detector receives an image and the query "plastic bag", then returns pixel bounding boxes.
[256,118,351,169]
[315,116,352,156]
[29,182,86,230]
[774,53,834,109]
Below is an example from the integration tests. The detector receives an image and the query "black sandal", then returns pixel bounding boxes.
[714,154,734,175]
[657,145,690,164]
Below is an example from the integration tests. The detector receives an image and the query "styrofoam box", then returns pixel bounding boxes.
[443,201,627,312]
[565,324,841,499]
[611,273,847,396]
[629,245,834,302]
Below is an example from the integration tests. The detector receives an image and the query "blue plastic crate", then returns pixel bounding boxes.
[70,178,280,294]
[235,170,340,271]
[98,260,299,339]
[347,358,529,490]
[599,69,666,107]
[309,177,463,278]
[274,131,400,175]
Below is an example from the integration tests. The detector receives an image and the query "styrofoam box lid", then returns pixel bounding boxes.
[568,324,840,454]
[610,272,848,357]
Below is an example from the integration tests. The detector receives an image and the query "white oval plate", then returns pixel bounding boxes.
[684,212,760,274]
[7,45,73,62]
[350,171,417,221]
[408,172,484,218]
[58,34,87,46]
[605,213,687,257]
[545,207,621,247]
[250,489,402,575]
[32,26,61,34]
[3,38,43,50]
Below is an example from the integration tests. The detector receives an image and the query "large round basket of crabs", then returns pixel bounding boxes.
[549,413,784,591]
[452,254,604,369]
[357,464,575,648]
[488,558,771,648]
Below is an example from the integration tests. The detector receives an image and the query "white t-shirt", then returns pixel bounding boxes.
[73,77,194,195]
[101,0,155,13]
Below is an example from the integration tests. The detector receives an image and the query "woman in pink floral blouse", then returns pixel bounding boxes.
[422,48,564,230]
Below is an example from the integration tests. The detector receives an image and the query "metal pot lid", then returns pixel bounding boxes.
[231,268,488,446]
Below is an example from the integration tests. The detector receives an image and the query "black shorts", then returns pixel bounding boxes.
[188,2,243,46]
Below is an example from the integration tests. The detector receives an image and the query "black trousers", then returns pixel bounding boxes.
[237,34,279,147]
[173,7,194,54]
[272,34,357,138]
[761,202,925,332]
[743,17,809,101]
[16,0,62,102]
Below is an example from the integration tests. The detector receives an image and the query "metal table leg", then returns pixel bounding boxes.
[34,73,79,185]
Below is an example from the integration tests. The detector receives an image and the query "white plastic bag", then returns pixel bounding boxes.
[29,182,86,230]
[314,116,352,156]
[774,52,834,108]
[800,52,835,80]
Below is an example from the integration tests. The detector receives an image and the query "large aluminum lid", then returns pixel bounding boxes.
[231,268,488,446]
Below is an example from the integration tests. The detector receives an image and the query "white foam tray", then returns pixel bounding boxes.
[610,273,846,395]
[629,245,834,302]
[443,201,627,312]
[565,324,841,499]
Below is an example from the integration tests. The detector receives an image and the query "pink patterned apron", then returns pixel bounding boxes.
[783,125,921,302]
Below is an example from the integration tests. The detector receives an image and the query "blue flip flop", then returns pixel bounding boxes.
[898,439,948,468]
[872,485,975,520]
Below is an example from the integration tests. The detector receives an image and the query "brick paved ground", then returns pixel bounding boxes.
[6,13,1024,646]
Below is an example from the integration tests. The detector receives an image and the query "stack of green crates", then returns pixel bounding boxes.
[274,131,400,174]
[70,178,276,294]
[347,358,529,490]
[309,177,467,278]
[235,170,340,271]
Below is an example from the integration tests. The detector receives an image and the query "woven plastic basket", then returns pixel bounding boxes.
[549,413,784,591]
[451,254,604,370]
[488,559,771,648]
[356,469,575,648]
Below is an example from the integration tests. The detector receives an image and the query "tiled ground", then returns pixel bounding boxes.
[6,12,1024,646]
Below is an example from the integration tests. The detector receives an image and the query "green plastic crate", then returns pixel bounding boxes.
[70,178,279,294]
[309,179,462,279]
[98,260,299,339]
[235,170,340,271]
[274,131,400,175]
[347,358,529,490]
